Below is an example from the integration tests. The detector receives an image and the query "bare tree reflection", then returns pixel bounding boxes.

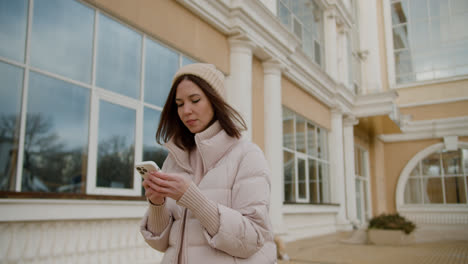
[0,114,21,190]
[0,113,86,193]
[97,135,134,189]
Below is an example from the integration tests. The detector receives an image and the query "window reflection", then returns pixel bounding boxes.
[404,178,422,203]
[143,107,168,169]
[97,101,135,189]
[295,117,306,153]
[283,150,295,202]
[30,0,94,83]
[144,39,179,107]
[0,62,24,191]
[307,123,316,156]
[410,0,428,21]
[393,25,409,50]
[298,158,306,199]
[308,159,317,203]
[96,14,141,99]
[22,72,90,193]
[445,177,466,204]
[0,0,27,63]
[392,0,468,84]
[391,1,408,25]
[282,108,294,150]
[422,177,443,203]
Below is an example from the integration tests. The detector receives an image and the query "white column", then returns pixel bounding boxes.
[328,107,349,227]
[226,37,254,140]
[343,116,359,226]
[358,0,383,92]
[324,8,338,81]
[263,60,284,233]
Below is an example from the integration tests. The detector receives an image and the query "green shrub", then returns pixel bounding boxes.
[368,213,416,234]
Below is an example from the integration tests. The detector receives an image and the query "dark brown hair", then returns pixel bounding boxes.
[156,74,246,151]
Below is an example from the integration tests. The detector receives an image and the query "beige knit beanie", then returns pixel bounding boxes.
[172,63,226,99]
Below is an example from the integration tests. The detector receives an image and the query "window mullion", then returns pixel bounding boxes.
[15,0,35,192]
[440,152,447,204]
[86,9,99,195]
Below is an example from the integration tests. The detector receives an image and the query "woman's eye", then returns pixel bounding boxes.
[176,103,183,108]
[193,99,200,103]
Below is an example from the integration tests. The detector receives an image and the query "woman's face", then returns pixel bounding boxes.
[175,79,215,134]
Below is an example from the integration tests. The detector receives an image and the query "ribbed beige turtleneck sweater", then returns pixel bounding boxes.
[146,123,221,237]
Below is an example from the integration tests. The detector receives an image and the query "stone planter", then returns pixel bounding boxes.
[367,229,415,246]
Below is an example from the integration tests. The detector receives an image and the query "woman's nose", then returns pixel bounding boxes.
[182,104,192,114]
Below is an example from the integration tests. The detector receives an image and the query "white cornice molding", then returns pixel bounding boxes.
[379,116,468,142]
[177,0,299,63]
[177,0,344,107]
[398,96,468,108]
[353,90,399,118]
[176,0,371,115]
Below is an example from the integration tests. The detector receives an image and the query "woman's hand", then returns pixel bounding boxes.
[142,177,166,205]
[149,171,191,201]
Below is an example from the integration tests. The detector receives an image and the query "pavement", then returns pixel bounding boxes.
[277,231,468,264]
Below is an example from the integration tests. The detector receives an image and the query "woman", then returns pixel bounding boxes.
[140,63,276,263]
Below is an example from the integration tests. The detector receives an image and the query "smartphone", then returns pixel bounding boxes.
[135,161,161,180]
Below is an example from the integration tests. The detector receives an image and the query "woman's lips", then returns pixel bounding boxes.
[186,119,197,126]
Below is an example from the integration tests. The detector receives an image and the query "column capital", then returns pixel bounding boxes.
[262,59,284,75]
[331,103,344,115]
[344,116,359,127]
[325,7,337,19]
[338,23,350,35]
[228,35,255,54]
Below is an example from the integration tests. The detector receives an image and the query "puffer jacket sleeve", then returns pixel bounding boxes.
[203,146,273,258]
[140,209,173,252]
[139,155,174,252]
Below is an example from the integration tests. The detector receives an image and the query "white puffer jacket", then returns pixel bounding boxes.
[140,123,276,263]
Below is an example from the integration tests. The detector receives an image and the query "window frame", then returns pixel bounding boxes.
[282,107,330,204]
[397,142,468,208]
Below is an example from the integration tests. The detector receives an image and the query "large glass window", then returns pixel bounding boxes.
[390,0,468,84]
[404,148,468,204]
[0,0,196,197]
[22,72,90,193]
[277,0,324,67]
[30,0,94,83]
[144,39,179,107]
[282,107,330,204]
[0,0,28,63]
[96,13,142,99]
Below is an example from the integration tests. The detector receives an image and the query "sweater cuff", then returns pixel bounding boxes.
[177,182,220,236]
[147,202,171,235]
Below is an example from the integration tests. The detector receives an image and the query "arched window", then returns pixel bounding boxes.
[399,144,468,206]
